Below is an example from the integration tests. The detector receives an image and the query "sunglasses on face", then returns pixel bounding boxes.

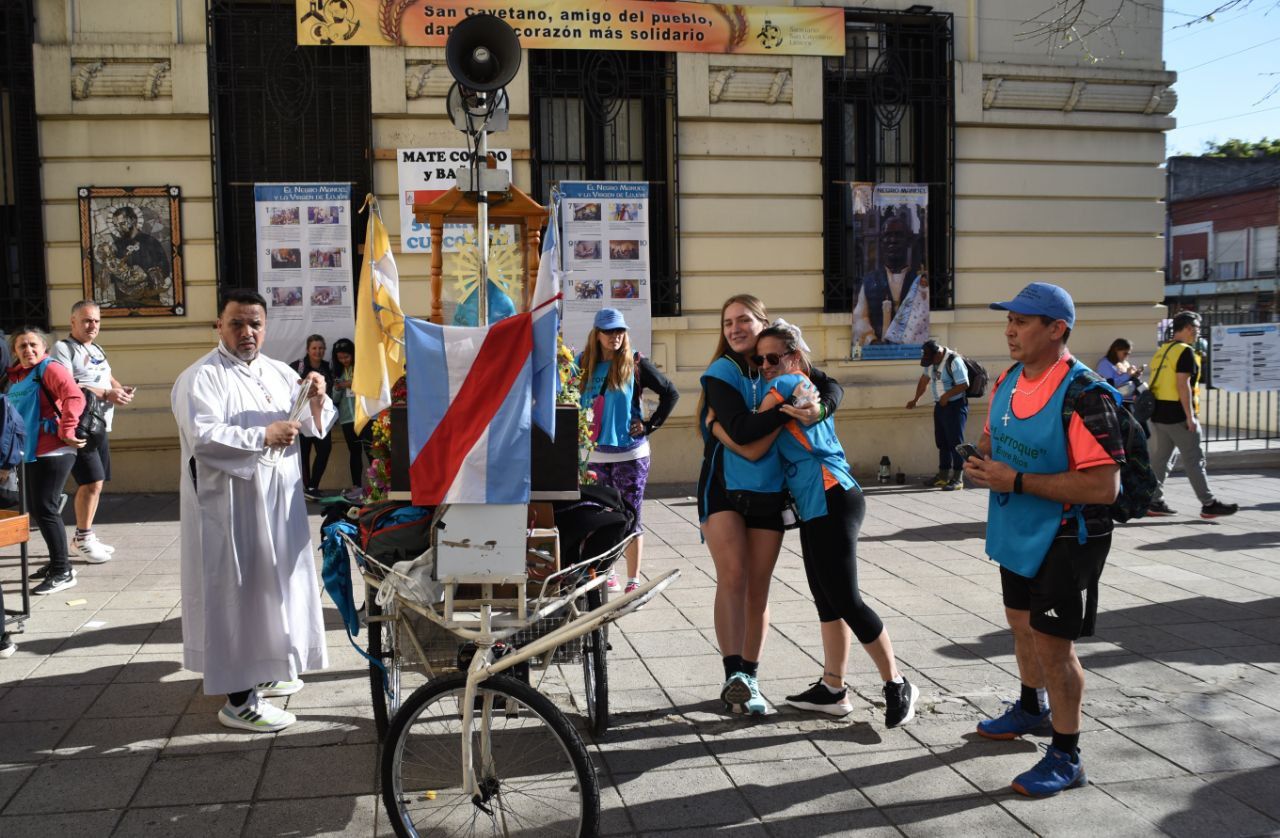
[602,328,626,336]
[751,351,792,367]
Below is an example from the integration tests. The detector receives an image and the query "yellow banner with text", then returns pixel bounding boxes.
[297,0,845,56]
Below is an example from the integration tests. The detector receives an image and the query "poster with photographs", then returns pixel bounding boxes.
[850,183,931,361]
[254,183,355,362]
[559,181,651,356]
[78,185,185,317]
[396,147,513,253]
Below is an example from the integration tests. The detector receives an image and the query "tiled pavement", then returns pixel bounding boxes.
[2,469,1279,836]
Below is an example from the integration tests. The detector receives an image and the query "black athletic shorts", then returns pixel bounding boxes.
[1001,522,1111,640]
[697,452,783,532]
[71,430,111,485]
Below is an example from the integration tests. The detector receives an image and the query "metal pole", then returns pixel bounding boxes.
[476,126,489,326]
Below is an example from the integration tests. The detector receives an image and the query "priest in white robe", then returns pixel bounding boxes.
[171,289,338,732]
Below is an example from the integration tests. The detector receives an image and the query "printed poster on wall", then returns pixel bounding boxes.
[254,183,355,363]
[297,0,845,56]
[396,147,513,254]
[1210,323,1280,392]
[558,181,651,357]
[851,183,931,361]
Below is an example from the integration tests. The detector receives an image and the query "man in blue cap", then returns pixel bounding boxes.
[963,282,1126,797]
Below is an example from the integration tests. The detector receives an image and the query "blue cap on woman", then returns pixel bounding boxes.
[594,308,628,331]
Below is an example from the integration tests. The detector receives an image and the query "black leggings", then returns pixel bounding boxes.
[299,431,333,492]
[29,454,75,575]
[340,422,372,486]
[797,486,884,644]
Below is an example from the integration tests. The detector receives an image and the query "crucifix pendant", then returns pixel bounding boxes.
[1002,410,1011,426]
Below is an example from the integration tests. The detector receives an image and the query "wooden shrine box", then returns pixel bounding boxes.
[412,180,549,324]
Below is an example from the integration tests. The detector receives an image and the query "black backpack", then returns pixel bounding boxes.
[1062,369,1157,523]
[357,500,435,568]
[553,484,637,566]
[946,351,989,400]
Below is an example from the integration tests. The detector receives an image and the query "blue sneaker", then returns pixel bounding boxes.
[976,699,1053,740]
[721,673,751,709]
[1011,744,1087,797]
[740,675,771,716]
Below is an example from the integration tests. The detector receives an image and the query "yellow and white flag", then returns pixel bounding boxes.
[352,196,405,433]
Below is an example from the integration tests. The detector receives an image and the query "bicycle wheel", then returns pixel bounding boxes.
[582,587,609,737]
[382,671,600,838]
[367,595,394,741]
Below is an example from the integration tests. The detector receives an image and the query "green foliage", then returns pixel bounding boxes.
[1201,137,1280,157]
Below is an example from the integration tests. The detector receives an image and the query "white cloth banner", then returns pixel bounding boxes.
[254,183,355,362]
[558,181,652,357]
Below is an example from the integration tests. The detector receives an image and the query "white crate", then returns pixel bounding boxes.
[434,503,528,580]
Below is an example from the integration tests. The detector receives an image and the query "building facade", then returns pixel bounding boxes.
[5,0,1174,491]
[1166,156,1280,314]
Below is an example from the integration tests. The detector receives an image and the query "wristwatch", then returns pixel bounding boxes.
[1014,472,1025,495]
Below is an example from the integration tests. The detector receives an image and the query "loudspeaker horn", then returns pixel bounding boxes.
[445,15,522,92]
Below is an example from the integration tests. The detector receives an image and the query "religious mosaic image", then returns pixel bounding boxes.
[78,185,185,317]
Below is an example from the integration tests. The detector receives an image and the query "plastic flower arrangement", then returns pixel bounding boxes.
[558,335,596,484]
[364,375,407,503]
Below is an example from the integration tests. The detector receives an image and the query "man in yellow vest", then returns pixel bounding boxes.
[1145,311,1237,519]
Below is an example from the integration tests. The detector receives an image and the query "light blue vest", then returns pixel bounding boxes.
[986,360,1089,578]
[7,359,57,462]
[578,354,642,452]
[700,356,784,495]
[768,374,857,521]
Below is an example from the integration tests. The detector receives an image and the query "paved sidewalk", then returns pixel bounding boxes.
[2,470,1279,836]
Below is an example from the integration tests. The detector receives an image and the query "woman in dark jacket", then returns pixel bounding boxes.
[291,334,334,498]
[6,326,86,597]
[576,309,679,594]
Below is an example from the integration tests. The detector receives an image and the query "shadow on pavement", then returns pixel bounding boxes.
[934,596,1280,668]
[1134,530,1280,552]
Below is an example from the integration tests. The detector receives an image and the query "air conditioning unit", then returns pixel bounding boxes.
[1180,259,1205,281]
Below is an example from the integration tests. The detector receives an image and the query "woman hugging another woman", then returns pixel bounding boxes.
[710,322,918,728]
[697,295,837,716]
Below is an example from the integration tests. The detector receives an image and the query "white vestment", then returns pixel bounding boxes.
[171,344,337,695]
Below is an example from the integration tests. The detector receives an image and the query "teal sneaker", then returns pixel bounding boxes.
[740,675,771,716]
[721,672,751,709]
[977,699,1053,740]
[1011,744,1087,797]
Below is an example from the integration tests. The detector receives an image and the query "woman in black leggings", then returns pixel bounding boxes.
[710,323,918,727]
[6,327,87,597]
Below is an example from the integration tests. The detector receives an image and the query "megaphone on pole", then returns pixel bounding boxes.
[445,14,522,93]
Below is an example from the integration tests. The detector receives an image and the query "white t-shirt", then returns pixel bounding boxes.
[51,338,115,432]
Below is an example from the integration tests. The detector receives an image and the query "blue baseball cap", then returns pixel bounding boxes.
[989,282,1076,328]
[594,308,628,331]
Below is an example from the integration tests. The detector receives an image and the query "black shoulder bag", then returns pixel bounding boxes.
[37,368,107,450]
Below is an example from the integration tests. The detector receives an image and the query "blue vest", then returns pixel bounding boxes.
[700,356,783,495]
[578,354,642,452]
[986,360,1091,578]
[7,359,57,462]
[768,374,857,521]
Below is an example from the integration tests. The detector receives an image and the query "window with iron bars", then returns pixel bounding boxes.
[0,0,48,331]
[822,10,954,314]
[528,50,680,316]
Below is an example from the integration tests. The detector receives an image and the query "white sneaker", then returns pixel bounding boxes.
[605,573,621,592]
[218,696,296,733]
[72,536,112,564]
[255,678,304,697]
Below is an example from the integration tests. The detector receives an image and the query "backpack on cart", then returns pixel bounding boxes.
[357,500,435,569]
[554,484,637,566]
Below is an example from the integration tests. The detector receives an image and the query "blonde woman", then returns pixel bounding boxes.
[697,295,841,715]
[577,309,679,592]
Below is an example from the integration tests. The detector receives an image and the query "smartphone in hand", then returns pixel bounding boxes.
[955,442,981,462]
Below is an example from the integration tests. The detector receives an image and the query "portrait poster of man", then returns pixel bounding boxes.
[79,185,185,317]
[851,183,930,359]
